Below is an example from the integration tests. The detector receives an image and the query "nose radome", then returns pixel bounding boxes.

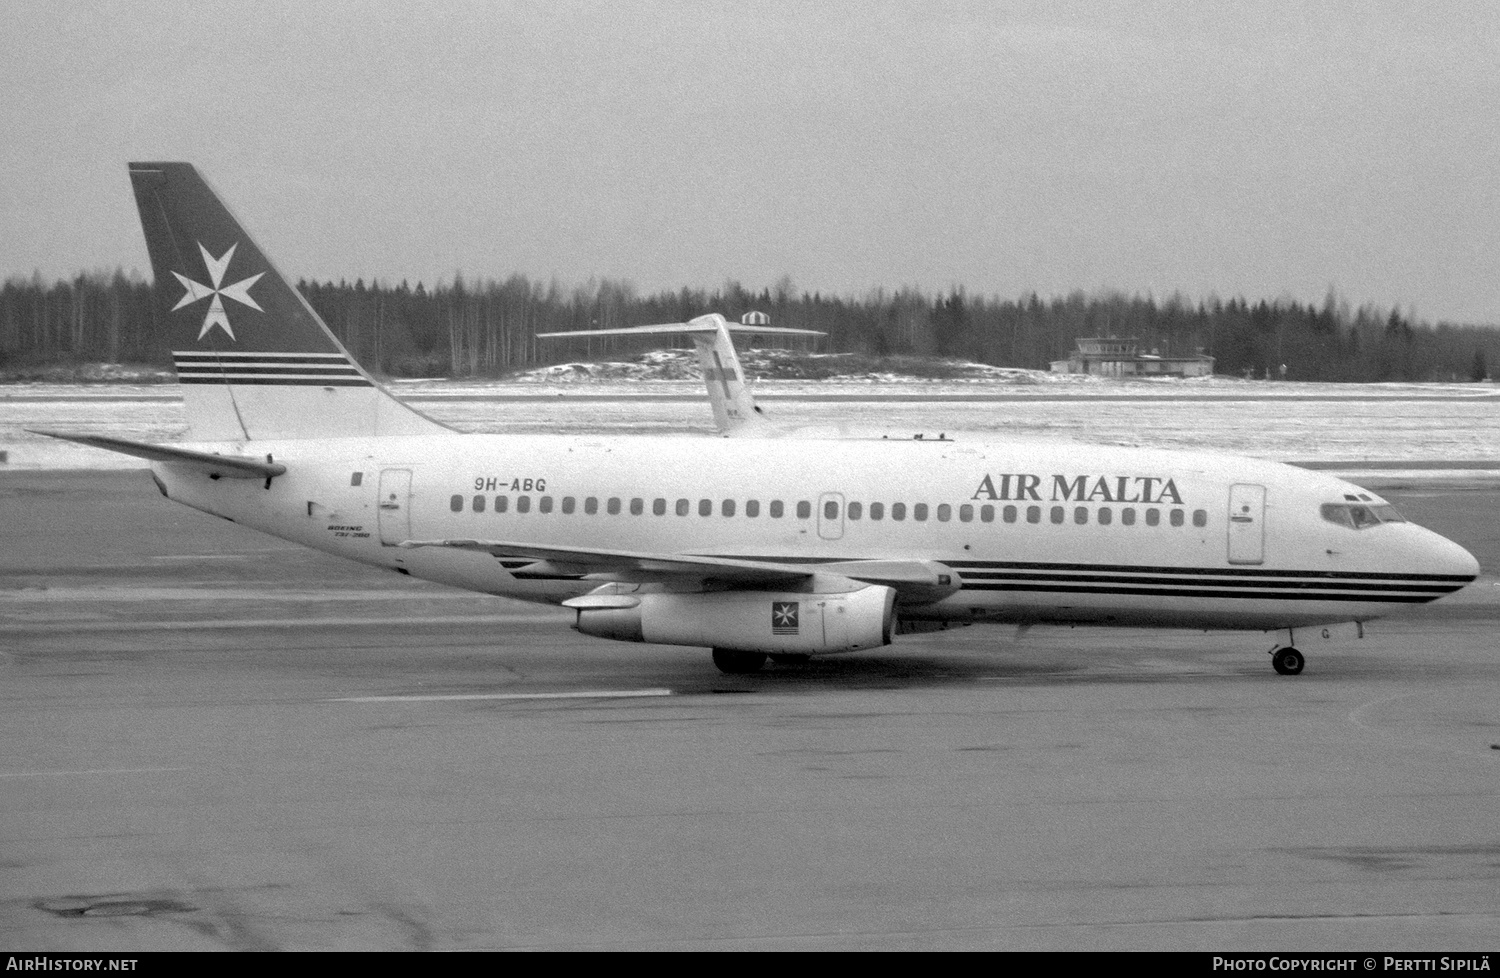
[1429,531,1480,581]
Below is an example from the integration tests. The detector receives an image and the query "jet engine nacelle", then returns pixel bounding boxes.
[568,585,897,655]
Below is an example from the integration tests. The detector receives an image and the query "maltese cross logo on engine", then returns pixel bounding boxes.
[172,242,266,341]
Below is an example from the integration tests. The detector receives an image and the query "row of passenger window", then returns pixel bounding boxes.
[448,493,1209,528]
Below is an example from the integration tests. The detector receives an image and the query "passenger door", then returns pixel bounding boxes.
[378,468,413,546]
[1227,483,1266,565]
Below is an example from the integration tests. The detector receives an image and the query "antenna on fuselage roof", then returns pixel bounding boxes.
[537,313,824,437]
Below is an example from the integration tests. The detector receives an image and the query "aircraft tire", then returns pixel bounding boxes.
[769,654,811,665]
[1272,647,1305,675]
[712,648,768,674]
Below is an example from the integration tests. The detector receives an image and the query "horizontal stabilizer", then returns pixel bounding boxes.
[28,429,286,480]
[536,322,824,340]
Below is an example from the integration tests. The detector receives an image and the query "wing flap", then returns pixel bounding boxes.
[400,538,959,600]
[400,538,811,585]
[819,559,961,601]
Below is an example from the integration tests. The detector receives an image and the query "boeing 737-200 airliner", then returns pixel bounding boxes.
[34,163,1480,674]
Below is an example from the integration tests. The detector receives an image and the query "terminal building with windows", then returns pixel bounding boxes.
[1050,337,1215,378]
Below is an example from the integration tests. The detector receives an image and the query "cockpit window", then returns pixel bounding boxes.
[1320,504,1354,529]
[1321,501,1405,529]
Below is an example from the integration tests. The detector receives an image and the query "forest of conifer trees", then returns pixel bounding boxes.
[2,270,1496,383]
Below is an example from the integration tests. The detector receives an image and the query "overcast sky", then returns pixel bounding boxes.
[3,1,1498,323]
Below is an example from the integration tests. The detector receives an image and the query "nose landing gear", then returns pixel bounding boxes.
[1271,647,1305,675]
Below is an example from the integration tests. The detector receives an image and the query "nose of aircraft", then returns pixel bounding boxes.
[1424,528,1481,583]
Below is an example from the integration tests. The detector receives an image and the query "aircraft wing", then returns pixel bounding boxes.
[28,429,287,480]
[400,538,959,601]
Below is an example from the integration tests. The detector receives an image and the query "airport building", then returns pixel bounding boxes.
[1050,337,1215,378]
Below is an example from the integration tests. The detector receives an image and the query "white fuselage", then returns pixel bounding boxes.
[150,432,1479,633]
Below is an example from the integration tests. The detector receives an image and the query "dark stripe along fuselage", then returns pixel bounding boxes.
[946,559,1470,603]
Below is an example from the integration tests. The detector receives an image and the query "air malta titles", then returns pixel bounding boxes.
[972,473,1184,505]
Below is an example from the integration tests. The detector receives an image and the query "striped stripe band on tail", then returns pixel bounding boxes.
[171,351,372,387]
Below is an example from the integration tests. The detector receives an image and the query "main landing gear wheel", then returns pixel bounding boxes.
[712,648,768,674]
[768,654,811,665]
[1271,647,1305,675]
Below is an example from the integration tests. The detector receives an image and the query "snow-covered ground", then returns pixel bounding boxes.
[3,373,1498,471]
[506,348,1101,385]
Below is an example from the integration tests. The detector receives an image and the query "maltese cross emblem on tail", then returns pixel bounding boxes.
[172,242,265,341]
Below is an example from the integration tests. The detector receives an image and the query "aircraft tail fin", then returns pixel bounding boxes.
[128,162,449,442]
[538,314,822,436]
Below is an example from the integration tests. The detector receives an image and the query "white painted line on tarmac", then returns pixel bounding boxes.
[0,613,569,634]
[0,766,192,779]
[330,688,673,703]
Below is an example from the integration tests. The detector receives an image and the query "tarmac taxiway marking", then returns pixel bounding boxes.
[0,613,569,633]
[0,766,193,779]
[329,689,674,703]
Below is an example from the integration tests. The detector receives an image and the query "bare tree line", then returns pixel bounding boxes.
[2,270,1496,382]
